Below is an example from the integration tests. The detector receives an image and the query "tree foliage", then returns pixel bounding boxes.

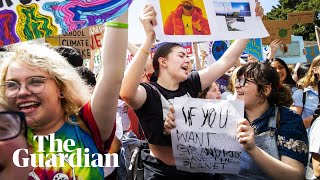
[266,0,320,41]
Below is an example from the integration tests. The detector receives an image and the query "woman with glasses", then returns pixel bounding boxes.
[0,104,32,180]
[120,4,264,179]
[0,12,128,179]
[165,62,308,179]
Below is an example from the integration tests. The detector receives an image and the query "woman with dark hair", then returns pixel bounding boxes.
[224,62,308,179]
[120,4,264,179]
[270,58,304,115]
[165,62,308,179]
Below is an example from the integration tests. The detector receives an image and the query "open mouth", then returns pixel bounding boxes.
[181,66,188,71]
[0,164,5,173]
[18,102,40,111]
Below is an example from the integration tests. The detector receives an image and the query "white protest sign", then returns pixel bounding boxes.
[171,97,244,174]
[147,0,269,42]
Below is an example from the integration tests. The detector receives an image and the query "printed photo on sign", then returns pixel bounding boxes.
[148,0,269,42]
[160,0,211,36]
[214,2,251,31]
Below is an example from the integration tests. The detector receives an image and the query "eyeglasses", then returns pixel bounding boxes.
[0,111,27,141]
[1,76,53,98]
[235,78,255,87]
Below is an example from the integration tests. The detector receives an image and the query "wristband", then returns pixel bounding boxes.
[105,22,128,29]
[139,48,150,55]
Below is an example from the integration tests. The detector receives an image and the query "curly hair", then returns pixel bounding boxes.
[0,42,91,124]
[237,62,293,107]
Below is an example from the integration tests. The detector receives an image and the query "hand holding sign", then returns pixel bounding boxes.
[237,119,256,151]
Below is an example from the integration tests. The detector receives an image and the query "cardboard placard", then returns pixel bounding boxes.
[304,41,318,47]
[45,29,91,59]
[89,24,105,50]
[288,11,315,25]
[262,20,292,45]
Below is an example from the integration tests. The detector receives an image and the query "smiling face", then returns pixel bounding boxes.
[271,61,287,84]
[163,46,191,82]
[235,76,263,109]
[4,62,64,132]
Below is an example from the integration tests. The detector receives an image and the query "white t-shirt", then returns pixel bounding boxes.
[307,118,320,179]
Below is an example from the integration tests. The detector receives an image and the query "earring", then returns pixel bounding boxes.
[59,92,65,98]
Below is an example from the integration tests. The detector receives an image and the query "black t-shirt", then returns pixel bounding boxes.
[135,71,202,146]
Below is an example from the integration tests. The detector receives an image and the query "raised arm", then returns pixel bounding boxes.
[198,39,249,90]
[193,42,202,71]
[90,12,128,142]
[120,5,157,109]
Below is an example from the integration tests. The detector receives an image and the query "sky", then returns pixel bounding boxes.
[128,0,279,44]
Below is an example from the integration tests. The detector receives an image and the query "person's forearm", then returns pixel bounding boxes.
[303,116,313,128]
[127,42,139,56]
[247,146,304,179]
[120,36,153,102]
[91,12,128,141]
[194,52,201,71]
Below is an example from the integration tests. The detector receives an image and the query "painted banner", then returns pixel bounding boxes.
[198,39,263,67]
[304,41,318,47]
[171,97,244,174]
[305,45,319,63]
[275,36,307,64]
[287,11,315,25]
[0,0,132,46]
[262,20,292,45]
[147,0,268,42]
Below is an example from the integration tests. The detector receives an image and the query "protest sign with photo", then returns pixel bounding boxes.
[287,11,315,25]
[262,20,292,45]
[275,36,307,64]
[147,0,268,42]
[0,0,132,46]
[171,97,244,174]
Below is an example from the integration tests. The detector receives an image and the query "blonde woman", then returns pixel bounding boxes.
[298,55,320,128]
[0,13,128,179]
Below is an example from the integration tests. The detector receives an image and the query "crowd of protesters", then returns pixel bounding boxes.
[0,1,319,180]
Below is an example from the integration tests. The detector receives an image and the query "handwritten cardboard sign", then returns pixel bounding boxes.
[171,97,244,174]
[0,0,132,46]
[45,29,91,59]
[262,20,292,45]
[288,11,315,25]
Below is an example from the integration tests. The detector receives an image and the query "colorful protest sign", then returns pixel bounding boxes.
[89,24,105,50]
[262,20,292,45]
[243,38,263,60]
[45,28,91,58]
[147,0,268,42]
[198,41,231,67]
[287,11,315,25]
[0,0,132,46]
[305,45,319,63]
[150,42,193,59]
[275,36,307,64]
[171,97,244,174]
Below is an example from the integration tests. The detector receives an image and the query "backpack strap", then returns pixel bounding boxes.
[144,83,171,135]
[302,91,307,113]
